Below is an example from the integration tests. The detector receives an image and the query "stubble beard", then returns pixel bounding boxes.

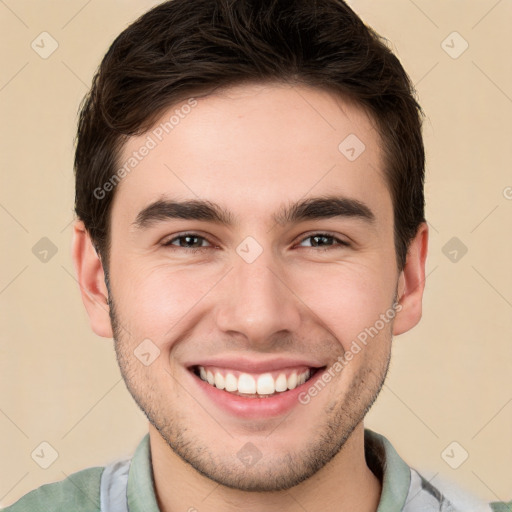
[107,284,392,492]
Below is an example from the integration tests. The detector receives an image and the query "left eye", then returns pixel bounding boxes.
[298,233,349,249]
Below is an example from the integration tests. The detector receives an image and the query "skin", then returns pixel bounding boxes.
[72,82,428,512]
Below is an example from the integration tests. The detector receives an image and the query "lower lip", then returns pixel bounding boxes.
[189,368,326,419]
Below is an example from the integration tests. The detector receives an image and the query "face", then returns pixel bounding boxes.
[102,83,405,491]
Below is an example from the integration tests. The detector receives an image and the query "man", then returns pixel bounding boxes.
[5,0,510,511]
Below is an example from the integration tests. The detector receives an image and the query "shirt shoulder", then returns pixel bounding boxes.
[490,502,512,512]
[2,466,104,512]
[364,429,511,512]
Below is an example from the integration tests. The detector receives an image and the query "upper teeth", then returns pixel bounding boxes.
[197,366,311,395]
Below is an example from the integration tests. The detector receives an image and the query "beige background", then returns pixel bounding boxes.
[1,0,511,507]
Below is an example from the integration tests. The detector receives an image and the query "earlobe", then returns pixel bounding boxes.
[71,220,114,338]
[392,222,429,336]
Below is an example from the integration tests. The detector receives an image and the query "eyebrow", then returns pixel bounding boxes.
[131,195,376,231]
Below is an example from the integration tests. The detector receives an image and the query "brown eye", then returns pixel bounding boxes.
[298,233,350,250]
[162,233,211,251]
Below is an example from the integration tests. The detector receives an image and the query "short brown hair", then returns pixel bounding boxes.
[74,0,425,273]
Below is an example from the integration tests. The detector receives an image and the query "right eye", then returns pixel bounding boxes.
[161,233,214,252]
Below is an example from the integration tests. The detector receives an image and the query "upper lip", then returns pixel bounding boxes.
[186,356,326,374]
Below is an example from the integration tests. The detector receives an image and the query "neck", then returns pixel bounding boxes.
[149,422,382,512]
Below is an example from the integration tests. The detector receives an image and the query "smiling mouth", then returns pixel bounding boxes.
[191,365,324,398]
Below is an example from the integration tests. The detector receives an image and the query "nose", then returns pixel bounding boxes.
[214,255,302,346]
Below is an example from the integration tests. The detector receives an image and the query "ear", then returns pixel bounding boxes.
[71,220,113,338]
[392,222,429,336]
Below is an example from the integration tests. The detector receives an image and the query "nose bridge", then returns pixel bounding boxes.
[215,251,301,342]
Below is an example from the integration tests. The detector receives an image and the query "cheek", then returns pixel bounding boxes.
[113,262,221,345]
[291,262,394,349]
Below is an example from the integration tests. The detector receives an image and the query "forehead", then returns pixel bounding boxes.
[111,82,392,229]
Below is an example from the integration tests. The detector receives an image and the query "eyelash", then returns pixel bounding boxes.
[161,232,350,253]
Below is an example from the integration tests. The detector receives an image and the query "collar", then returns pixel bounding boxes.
[364,428,412,511]
[126,432,160,511]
